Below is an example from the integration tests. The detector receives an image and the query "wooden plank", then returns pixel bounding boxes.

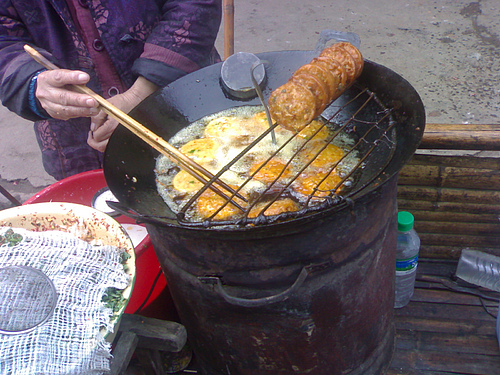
[397,185,500,205]
[411,287,499,308]
[395,315,496,336]
[110,331,139,375]
[397,199,500,215]
[390,349,500,374]
[415,221,500,238]
[419,245,500,260]
[409,153,500,170]
[420,123,500,151]
[406,211,500,225]
[395,329,499,356]
[418,233,500,249]
[118,314,187,352]
[395,300,496,322]
[415,258,458,276]
[399,164,500,190]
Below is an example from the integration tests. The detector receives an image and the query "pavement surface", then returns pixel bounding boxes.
[0,0,499,209]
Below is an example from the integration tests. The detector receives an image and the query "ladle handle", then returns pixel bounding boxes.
[199,267,309,308]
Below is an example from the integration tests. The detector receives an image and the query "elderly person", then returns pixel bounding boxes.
[0,0,222,180]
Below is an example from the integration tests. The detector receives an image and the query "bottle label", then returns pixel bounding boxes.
[396,255,418,275]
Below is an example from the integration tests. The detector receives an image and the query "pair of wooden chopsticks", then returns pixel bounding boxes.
[24,45,245,205]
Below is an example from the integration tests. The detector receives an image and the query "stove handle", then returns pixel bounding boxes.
[199,266,310,308]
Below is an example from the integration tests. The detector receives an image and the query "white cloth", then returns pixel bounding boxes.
[0,227,130,375]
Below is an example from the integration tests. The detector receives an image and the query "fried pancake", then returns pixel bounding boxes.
[196,187,246,221]
[291,73,329,113]
[268,81,317,131]
[334,42,364,74]
[250,159,292,185]
[320,45,357,83]
[172,170,204,193]
[293,169,342,197]
[296,120,331,142]
[248,198,299,218]
[296,141,345,170]
[295,63,336,99]
[204,116,239,138]
[180,138,219,164]
[313,56,348,95]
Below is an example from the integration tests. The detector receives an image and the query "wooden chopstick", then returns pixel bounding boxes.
[24,44,246,205]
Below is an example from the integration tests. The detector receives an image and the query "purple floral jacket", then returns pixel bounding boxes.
[0,0,221,180]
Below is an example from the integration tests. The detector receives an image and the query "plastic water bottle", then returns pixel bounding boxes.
[394,211,420,308]
[455,249,500,350]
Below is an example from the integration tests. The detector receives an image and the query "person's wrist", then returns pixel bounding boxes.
[28,70,50,119]
[129,76,159,101]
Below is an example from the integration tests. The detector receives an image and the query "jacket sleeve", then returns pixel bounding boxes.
[132,0,222,87]
[0,4,50,121]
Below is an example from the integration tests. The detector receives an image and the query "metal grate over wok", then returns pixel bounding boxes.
[174,84,396,228]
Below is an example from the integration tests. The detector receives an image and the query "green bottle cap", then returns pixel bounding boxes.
[397,211,414,232]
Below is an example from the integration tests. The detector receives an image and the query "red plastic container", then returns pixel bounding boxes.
[24,169,177,320]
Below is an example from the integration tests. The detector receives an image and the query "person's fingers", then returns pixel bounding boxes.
[87,130,108,153]
[36,70,98,118]
[40,69,91,87]
[87,117,119,152]
[48,104,100,120]
[90,110,108,131]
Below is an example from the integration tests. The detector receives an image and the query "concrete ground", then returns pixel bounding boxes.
[0,0,499,209]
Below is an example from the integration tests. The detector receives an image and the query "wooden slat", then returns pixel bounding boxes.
[397,199,500,215]
[417,233,500,249]
[409,153,500,170]
[400,210,500,224]
[420,123,500,150]
[398,165,500,190]
[397,185,500,205]
[419,245,500,260]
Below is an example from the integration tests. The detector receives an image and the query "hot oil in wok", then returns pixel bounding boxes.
[154,105,361,223]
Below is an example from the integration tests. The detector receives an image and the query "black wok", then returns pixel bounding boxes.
[103,50,425,231]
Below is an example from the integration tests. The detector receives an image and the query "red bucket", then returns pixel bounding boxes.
[24,169,177,321]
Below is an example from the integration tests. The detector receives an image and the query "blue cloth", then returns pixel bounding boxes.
[28,70,49,119]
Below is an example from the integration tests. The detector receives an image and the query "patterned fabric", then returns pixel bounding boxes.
[0,0,222,180]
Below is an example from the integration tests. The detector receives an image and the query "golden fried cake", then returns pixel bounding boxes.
[204,116,239,138]
[196,187,246,221]
[268,81,317,132]
[297,141,345,169]
[250,159,293,185]
[172,170,204,193]
[248,198,299,218]
[180,138,219,164]
[296,120,331,142]
[293,169,342,197]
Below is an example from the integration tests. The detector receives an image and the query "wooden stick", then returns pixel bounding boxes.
[223,0,235,59]
[24,45,246,204]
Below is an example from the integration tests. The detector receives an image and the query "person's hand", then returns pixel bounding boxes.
[35,69,99,120]
[88,77,159,152]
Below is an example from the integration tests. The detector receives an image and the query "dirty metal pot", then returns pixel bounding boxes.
[104,48,425,374]
[146,176,398,374]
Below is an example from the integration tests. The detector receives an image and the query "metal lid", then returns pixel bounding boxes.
[0,265,58,335]
[220,52,266,99]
